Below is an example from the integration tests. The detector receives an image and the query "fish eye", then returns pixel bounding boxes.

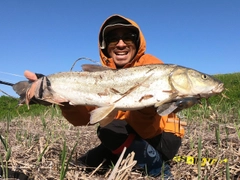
[201,74,208,79]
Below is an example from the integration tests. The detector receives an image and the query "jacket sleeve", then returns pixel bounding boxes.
[59,104,95,126]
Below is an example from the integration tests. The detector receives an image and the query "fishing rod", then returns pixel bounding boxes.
[0,80,16,98]
[0,80,14,86]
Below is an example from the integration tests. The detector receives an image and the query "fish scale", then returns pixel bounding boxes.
[13,64,224,126]
[47,64,176,108]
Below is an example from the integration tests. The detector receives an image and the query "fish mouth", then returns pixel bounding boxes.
[195,83,224,98]
[212,83,224,94]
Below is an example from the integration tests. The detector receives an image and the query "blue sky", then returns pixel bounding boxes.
[0,0,239,97]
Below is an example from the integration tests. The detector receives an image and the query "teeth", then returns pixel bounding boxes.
[116,52,127,55]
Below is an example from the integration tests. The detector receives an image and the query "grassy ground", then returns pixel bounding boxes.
[0,72,240,179]
[0,111,239,179]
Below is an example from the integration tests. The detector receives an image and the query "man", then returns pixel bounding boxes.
[25,14,184,178]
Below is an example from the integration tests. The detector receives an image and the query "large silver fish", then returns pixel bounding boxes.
[13,64,224,126]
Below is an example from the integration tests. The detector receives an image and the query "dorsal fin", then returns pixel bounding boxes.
[81,64,111,72]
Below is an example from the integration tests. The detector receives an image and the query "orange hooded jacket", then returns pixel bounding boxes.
[60,14,185,139]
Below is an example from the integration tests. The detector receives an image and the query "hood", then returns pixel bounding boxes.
[98,14,146,69]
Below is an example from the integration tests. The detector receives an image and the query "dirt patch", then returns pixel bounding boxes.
[0,116,240,179]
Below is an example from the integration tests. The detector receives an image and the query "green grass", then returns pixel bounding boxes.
[0,96,62,121]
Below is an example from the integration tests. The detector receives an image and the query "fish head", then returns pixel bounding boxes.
[170,67,224,98]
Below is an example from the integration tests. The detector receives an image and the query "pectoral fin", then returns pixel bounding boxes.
[157,97,200,116]
[157,102,178,116]
[172,97,199,113]
[90,105,117,126]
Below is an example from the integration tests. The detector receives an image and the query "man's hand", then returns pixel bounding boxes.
[15,70,53,106]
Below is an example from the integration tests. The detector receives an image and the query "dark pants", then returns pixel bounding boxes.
[97,120,182,161]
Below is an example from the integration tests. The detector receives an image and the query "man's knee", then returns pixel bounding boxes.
[97,120,133,150]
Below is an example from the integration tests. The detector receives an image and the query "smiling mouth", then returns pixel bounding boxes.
[115,51,128,55]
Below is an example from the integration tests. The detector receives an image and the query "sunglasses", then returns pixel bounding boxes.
[105,33,138,46]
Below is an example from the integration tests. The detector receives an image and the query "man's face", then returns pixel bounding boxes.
[106,28,137,68]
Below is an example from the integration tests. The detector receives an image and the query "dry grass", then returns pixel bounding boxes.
[0,115,240,180]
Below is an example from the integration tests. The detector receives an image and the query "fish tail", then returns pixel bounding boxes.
[12,80,34,106]
[13,77,69,107]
